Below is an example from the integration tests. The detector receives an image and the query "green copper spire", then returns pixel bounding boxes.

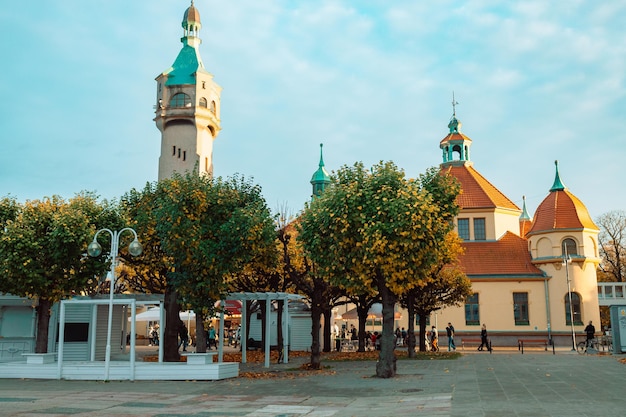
[549,160,566,192]
[310,143,331,198]
[519,195,531,221]
[163,1,209,86]
[448,92,462,133]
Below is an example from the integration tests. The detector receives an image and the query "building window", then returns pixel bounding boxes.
[562,238,577,256]
[172,146,176,156]
[170,93,192,108]
[202,81,206,89]
[474,218,486,240]
[205,157,209,172]
[199,97,207,108]
[565,292,582,325]
[415,315,431,326]
[513,292,529,325]
[183,151,186,161]
[210,100,216,114]
[465,293,480,325]
[177,148,181,158]
[458,218,469,240]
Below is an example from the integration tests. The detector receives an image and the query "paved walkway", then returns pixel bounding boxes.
[0,348,624,416]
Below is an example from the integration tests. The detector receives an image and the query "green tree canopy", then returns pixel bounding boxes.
[0,193,119,352]
[152,172,277,352]
[298,161,461,377]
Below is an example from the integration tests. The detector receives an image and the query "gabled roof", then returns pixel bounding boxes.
[459,232,544,278]
[442,164,520,211]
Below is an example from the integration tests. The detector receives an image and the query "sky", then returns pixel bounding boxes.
[1,1,625,220]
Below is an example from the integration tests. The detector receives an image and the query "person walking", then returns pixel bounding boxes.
[584,320,596,348]
[430,325,439,352]
[178,322,189,352]
[478,323,491,351]
[446,322,456,351]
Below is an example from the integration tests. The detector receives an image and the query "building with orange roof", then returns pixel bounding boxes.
[435,110,601,348]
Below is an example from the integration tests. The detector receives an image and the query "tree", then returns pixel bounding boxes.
[401,166,467,356]
[596,210,626,283]
[0,193,118,352]
[276,218,346,369]
[298,161,460,378]
[118,183,178,360]
[153,172,276,354]
[404,261,471,354]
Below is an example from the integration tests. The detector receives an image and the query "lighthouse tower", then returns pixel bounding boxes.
[154,1,222,180]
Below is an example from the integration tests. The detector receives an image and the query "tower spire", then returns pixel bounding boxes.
[520,195,531,221]
[310,143,331,199]
[550,160,566,192]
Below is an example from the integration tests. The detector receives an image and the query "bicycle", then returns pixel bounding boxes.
[577,338,600,354]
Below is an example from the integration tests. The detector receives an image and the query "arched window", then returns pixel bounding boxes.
[565,292,582,325]
[562,238,577,257]
[199,97,207,108]
[170,93,192,108]
[210,100,216,114]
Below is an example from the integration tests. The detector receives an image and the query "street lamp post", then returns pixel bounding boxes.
[563,245,576,351]
[88,228,142,380]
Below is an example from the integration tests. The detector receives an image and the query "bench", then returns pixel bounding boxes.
[22,353,57,365]
[181,352,217,365]
[518,339,553,354]
[246,338,285,352]
[461,338,492,353]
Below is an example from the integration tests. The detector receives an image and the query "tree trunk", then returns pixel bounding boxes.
[35,298,52,353]
[260,300,267,347]
[322,308,332,352]
[310,304,322,370]
[276,299,284,363]
[357,305,368,352]
[376,282,397,378]
[164,286,181,362]
[418,313,427,352]
[406,292,416,358]
[195,313,206,353]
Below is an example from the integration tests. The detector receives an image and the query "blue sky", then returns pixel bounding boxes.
[1,1,625,220]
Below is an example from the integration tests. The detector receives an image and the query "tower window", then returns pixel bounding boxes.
[565,292,582,325]
[457,218,469,240]
[183,151,186,161]
[210,101,216,114]
[562,238,578,256]
[170,93,192,108]
[474,218,486,240]
[199,97,207,108]
[178,148,181,158]
[172,146,176,156]
[202,81,206,89]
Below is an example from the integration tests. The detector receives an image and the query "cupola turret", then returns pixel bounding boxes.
[440,94,473,167]
[310,143,331,198]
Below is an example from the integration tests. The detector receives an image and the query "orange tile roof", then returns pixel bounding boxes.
[528,189,598,234]
[442,165,520,211]
[459,232,544,278]
[439,132,473,146]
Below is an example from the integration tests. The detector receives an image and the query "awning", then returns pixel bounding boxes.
[339,303,402,320]
[132,307,195,322]
[214,300,242,316]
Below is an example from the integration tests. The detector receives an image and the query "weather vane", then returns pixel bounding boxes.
[452,92,459,117]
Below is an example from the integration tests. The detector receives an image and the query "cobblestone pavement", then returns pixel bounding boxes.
[1,348,625,416]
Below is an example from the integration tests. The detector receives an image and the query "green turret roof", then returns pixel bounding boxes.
[162,1,209,86]
[519,195,531,221]
[310,143,331,184]
[549,160,566,192]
